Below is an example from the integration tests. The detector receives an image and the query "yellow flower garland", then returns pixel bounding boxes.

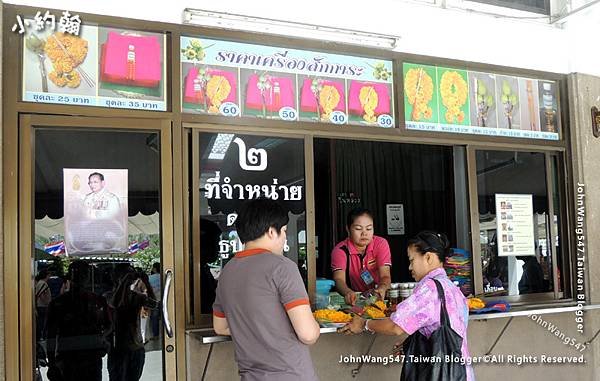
[439,71,468,123]
[404,68,434,121]
[313,309,352,323]
[319,85,340,121]
[359,86,378,123]
[206,75,231,114]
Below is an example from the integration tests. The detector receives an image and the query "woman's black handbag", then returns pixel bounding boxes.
[400,278,467,381]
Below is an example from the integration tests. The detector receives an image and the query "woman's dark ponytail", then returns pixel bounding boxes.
[407,230,450,263]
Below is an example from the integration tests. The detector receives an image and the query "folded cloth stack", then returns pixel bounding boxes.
[100,32,161,88]
[183,66,237,105]
[245,74,294,112]
[445,248,472,296]
[469,300,511,314]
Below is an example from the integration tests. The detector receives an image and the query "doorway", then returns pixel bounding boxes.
[18,115,177,381]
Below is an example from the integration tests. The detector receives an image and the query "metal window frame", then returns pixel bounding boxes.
[467,145,569,304]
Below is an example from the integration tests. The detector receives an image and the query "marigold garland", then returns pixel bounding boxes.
[363,305,386,319]
[206,75,231,113]
[467,297,485,310]
[313,309,352,323]
[359,86,378,123]
[319,85,340,121]
[440,71,468,124]
[404,68,434,121]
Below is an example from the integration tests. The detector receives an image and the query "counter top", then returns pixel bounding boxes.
[187,326,339,344]
[188,303,600,344]
[468,302,600,320]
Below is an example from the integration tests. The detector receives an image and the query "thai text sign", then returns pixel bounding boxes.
[181,36,394,127]
[403,62,560,141]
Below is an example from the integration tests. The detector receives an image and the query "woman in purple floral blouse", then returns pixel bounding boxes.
[340,231,475,381]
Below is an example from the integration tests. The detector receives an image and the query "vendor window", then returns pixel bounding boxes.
[476,150,564,300]
[313,138,471,296]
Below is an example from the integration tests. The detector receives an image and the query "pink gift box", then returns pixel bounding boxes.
[300,79,345,113]
[245,74,295,112]
[348,81,391,116]
[100,32,162,88]
[183,67,238,105]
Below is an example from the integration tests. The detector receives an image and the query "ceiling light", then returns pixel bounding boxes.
[183,9,400,49]
[208,133,235,160]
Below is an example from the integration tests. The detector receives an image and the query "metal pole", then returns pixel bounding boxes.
[485,316,514,355]
[352,334,378,377]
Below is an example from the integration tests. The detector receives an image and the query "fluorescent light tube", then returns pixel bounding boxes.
[183,9,399,49]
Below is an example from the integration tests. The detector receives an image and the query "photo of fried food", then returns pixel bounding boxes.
[44,32,89,88]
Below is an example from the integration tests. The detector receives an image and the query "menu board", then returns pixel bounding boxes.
[495,194,535,257]
[22,23,167,111]
[403,63,559,140]
[181,36,395,128]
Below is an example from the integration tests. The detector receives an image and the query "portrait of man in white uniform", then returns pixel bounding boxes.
[83,172,121,219]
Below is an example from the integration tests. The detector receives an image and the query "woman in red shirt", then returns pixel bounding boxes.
[331,207,392,305]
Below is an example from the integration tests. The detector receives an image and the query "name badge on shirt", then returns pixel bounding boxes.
[360,268,374,286]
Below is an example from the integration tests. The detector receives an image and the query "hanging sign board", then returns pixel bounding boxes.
[181,36,395,128]
[403,62,559,141]
[22,19,167,111]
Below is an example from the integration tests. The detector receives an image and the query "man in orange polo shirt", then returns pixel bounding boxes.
[213,198,320,381]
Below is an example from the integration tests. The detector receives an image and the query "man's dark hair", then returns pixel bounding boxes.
[235,198,289,243]
[113,263,135,284]
[67,260,91,286]
[88,172,105,181]
[35,269,49,282]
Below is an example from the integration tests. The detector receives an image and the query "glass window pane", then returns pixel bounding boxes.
[33,129,164,380]
[477,150,554,297]
[197,132,306,314]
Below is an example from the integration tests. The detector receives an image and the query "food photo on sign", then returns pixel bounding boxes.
[97,27,166,103]
[22,19,98,100]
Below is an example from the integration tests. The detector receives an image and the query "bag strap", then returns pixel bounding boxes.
[36,282,50,298]
[432,278,450,327]
[340,245,352,289]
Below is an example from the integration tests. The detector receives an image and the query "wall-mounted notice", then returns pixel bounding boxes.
[22,23,167,111]
[403,62,559,140]
[495,194,535,257]
[181,36,395,128]
[64,169,128,255]
[386,204,405,235]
